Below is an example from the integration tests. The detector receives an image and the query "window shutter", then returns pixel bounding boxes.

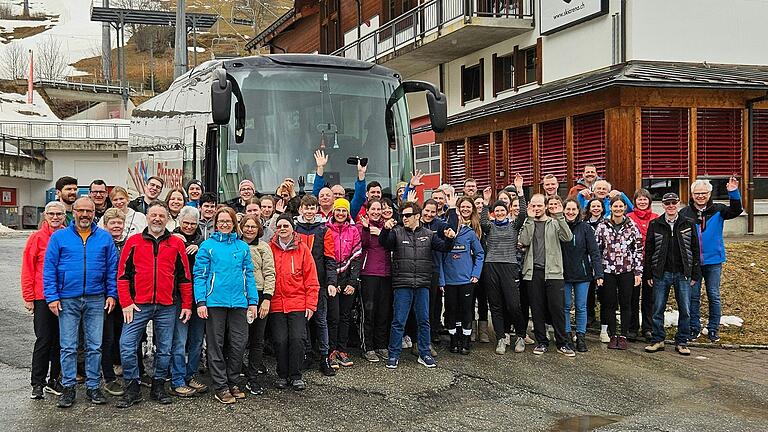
[754,109,768,178]
[508,125,533,186]
[538,119,567,182]
[641,108,689,178]
[493,131,505,186]
[445,140,466,188]
[697,108,742,177]
[573,111,606,179]
[468,134,492,189]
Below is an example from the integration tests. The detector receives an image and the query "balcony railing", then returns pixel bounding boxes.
[0,120,130,141]
[1,134,47,159]
[331,0,533,62]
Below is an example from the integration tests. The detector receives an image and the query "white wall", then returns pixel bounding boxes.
[627,0,768,65]
[47,149,128,191]
[0,176,49,209]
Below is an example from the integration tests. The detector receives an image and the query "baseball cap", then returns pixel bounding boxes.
[661,192,680,203]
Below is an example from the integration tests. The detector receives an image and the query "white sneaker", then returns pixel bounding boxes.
[495,339,506,355]
[504,333,511,346]
[600,330,611,343]
[402,335,413,349]
[524,335,535,345]
[514,337,526,353]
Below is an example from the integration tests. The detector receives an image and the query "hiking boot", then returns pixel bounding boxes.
[246,380,264,395]
[57,386,76,408]
[229,385,246,399]
[557,345,576,357]
[375,349,389,360]
[337,352,354,367]
[676,344,691,356]
[31,385,44,400]
[644,341,665,353]
[171,385,196,398]
[320,356,336,376]
[104,379,125,396]
[364,350,379,363]
[116,380,143,409]
[575,333,588,353]
[292,379,306,391]
[44,378,64,396]
[600,329,611,343]
[386,357,399,369]
[449,334,460,354]
[514,337,526,353]
[188,376,208,394]
[418,355,437,368]
[617,336,628,350]
[150,379,172,405]
[214,389,236,404]
[273,378,289,390]
[328,351,341,369]
[477,321,490,343]
[607,335,619,349]
[86,388,108,405]
[533,344,548,355]
[495,339,507,355]
[459,335,471,356]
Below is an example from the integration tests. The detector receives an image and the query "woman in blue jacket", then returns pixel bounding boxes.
[438,197,484,355]
[193,207,258,405]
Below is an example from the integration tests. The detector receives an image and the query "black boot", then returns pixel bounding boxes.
[116,380,143,409]
[320,356,336,377]
[460,334,471,356]
[150,378,172,405]
[449,334,459,354]
[575,333,588,352]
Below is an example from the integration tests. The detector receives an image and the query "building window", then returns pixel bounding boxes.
[461,59,484,105]
[493,53,513,96]
[642,179,681,201]
[415,143,441,174]
[523,47,536,85]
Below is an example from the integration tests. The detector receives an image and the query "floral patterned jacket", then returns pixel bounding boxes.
[594,217,643,277]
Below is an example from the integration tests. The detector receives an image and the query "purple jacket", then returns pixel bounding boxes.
[358,218,391,277]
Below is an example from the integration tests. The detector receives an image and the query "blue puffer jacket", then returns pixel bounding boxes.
[679,189,742,265]
[43,222,119,302]
[437,224,485,286]
[193,232,258,308]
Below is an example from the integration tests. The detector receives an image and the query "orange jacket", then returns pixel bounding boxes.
[21,222,56,301]
[269,233,320,314]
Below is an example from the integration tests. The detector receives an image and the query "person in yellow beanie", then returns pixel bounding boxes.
[333,198,351,213]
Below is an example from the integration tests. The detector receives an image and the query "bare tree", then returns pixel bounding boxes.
[36,36,68,80]
[0,43,28,80]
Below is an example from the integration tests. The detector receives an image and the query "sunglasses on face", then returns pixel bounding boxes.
[401,213,416,219]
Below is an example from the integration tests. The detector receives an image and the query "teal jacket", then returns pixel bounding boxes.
[193,232,258,308]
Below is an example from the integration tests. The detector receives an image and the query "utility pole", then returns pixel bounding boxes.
[173,0,187,79]
[22,0,29,18]
[102,0,111,81]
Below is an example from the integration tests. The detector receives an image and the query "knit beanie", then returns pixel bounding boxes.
[333,198,351,212]
[276,213,294,229]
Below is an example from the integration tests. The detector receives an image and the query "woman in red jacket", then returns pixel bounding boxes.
[269,214,320,391]
[22,201,67,399]
[627,188,658,341]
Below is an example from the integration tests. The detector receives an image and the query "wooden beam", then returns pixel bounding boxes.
[689,107,698,181]
[565,116,574,188]
[620,87,768,109]
[633,106,642,192]
[535,37,542,85]
[742,107,750,214]
[489,131,497,191]
[532,123,540,194]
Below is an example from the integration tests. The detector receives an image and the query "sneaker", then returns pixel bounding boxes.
[709,333,721,343]
[104,380,125,396]
[58,386,76,408]
[607,335,619,349]
[524,335,535,345]
[644,341,665,353]
[676,344,691,356]
[292,379,306,391]
[504,333,511,346]
[328,351,341,369]
[229,385,246,399]
[514,337,526,353]
[273,378,289,390]
[617,336,628,350]
[44,378,64,396]
[337,352,354,367]
[533,344,548,355]
[385,358,399,369]
[375,349,389,360]
[87,388,108,405]
[418,355,437,368]
[600,330,611,343]
[495,339,507,355]
[214,389,236,404]
[31,385,44,400]
[364,350,380,363]
[402,335,413,349]
[690,331,702,342]
[257,364,268,375]
[320,356,336,376]
[171,385,196,398]
[246,380,264,395]
[575,333,588,353]
[188,376,209,394]
[557,345,576,357]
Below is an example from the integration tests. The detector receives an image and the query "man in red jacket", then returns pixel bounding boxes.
[115,201,193,408]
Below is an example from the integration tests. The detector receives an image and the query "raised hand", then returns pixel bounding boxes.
[527,206,536,219]
[514,173,524,191]
[727,176,739,192]
[275,198,286,214]
[406,190,418,203]
[608,189,620,199]
[550,199,564,215]
[483,187,492,205]
[314,149,328,168]
[443,228,456,239]
[357,159,368,179]
[580,188,592,199]
[447,192,458,209]
[410,169,425,187]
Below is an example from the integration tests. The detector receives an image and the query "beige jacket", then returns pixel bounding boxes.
[248,239,276,299]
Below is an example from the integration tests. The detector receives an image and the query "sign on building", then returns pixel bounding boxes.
[539,0,609,35]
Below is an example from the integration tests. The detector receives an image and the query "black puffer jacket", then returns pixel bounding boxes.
[643,215,701,281]
[379,225,453,289]
[561,218,604,283]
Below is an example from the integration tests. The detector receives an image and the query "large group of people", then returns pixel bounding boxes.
[21,152,743,408]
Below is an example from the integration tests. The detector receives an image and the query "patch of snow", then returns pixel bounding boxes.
[664,310,679,328]
[721,315,744,327]
[664,310,744,329]
[695,356,708,360]
[188,46,206,53]
[0,90,60,120]
[0,223,16,233]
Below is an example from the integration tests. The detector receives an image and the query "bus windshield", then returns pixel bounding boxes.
[220,67,413,201]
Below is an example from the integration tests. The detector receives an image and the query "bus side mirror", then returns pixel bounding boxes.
[386,80,448,146]
[426,90,447,133]
[211,68,232,125]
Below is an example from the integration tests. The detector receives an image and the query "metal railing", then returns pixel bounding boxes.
[34,78,155,97]
[331,0,533,62]
[1,134,47,159]
[0,120,130,141]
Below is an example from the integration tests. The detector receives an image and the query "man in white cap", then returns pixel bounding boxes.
[227,180,257,214]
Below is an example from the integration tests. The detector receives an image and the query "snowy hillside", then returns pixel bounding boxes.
[0,89,59,120]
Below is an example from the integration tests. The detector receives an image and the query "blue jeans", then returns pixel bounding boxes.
[59,295,105,389]
[690,263,722,337]
[388,287,431,359]
[185,306,206,381]
[168,304,189,388]
[651,272,692,345]
[564,281,590,334]
[120,304,175,382]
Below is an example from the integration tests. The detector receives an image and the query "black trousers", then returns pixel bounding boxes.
[31,300,60,386]
[443,283,475,334]
[429,271,443,335]
[520,278,531,330]
[360,275,392,351]
[528,269,568,347]
[587,281,597,322]
[247,298,269,381]
[629,282,641,334]
[475,268,489,322]
[485,262,526,339]
[640,278,654,334]
[101,307,124,382]
[601,272,635,336]
[271,311,306,381]
[205,307,248,391]
[327,291,355,353]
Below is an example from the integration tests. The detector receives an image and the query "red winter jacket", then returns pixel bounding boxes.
[269,233,320,313]
[21,221,57,301]
[117,229,193,309]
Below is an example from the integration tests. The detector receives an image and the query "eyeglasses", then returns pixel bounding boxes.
[216,220,233,226]
[692,192,709,196]
[89,191,107,195]
[243,225,259,230]
[181,221,197,227]
[47,212,64,217]
[662,201,679,207]
[401,213,416,219]
[276,224,292,229]
[240,187,254,192]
